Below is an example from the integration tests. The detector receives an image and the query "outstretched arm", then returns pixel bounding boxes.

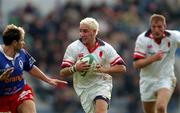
[29,65,67,86]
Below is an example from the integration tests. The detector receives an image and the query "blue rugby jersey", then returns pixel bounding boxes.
[0,46,36,95]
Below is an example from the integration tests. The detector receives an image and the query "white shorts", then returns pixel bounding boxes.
[140,77,176,102]
[79,82,112,113]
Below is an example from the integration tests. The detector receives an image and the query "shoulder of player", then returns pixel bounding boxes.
[19,49,30,55]
[100,40,115,50]
[68,39,82,48]
[19,48,26,53]
[138,31,147,39]
[103,41,111,47]
[131,31,147,43]
[166,30,180,37]
[66,39,84,52]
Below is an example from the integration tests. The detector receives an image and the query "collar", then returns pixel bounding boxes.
[79,38,105,46]
[79,38,105,53]
[145,29,171,44]
[0,45,20,60]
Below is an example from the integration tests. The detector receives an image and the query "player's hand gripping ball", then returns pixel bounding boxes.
[77,54,96,76]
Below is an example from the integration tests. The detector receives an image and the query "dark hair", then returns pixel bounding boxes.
[2,24,24,45]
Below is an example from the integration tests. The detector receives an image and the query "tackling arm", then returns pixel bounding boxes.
[29,65,67,86]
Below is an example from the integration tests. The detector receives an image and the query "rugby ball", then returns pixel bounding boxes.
[77,54,96,76]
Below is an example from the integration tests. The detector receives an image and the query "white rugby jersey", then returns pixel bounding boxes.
[134,30,180,80]
[61,38,125,93]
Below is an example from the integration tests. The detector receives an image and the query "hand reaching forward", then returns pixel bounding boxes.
[47,78,68,87]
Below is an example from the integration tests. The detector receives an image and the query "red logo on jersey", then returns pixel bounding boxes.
[168,41,170,48]
[99,51,103,58]
[147,45,152,49]
[78,53,84,59]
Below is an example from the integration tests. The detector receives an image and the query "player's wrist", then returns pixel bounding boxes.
[150,55,157,62]
[69,65,77,73]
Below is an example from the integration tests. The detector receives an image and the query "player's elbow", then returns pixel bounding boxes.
[117,65,126,73]
[60,70,67,78]
[60,67,71,78]
[121,65,126,73]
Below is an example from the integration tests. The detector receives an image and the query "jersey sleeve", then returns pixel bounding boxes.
[133,34,147,60]
[61,44,77,68]
[105,43,125,66]
[23,49,36,71]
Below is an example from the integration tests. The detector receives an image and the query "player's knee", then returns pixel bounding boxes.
[156,103,166,113]
[95,106,107,113]
[17,108,36,113]
[95,109,107,113]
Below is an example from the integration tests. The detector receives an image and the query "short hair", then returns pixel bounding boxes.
[80,17,99,35]
[2,24,25,45]
[150,14,166,25]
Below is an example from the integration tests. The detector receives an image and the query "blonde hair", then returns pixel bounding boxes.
[3,24,25,38]
[80,17,99,35]
[150,14,166,25]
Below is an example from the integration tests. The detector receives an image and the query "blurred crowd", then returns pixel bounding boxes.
[1,0,180,113]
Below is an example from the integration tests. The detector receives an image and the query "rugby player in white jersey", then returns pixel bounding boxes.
[133,14,179,113]
[60,17,126,113]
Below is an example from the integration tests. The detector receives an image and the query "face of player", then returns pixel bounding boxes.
[150,20,166,39]
[79,24,96,45]
[14,36,25,52]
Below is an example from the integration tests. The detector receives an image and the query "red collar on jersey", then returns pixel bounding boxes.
[145,29,171,44]
[79,38,105,53]
[87,41,99,53]
[149,33,165,44]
